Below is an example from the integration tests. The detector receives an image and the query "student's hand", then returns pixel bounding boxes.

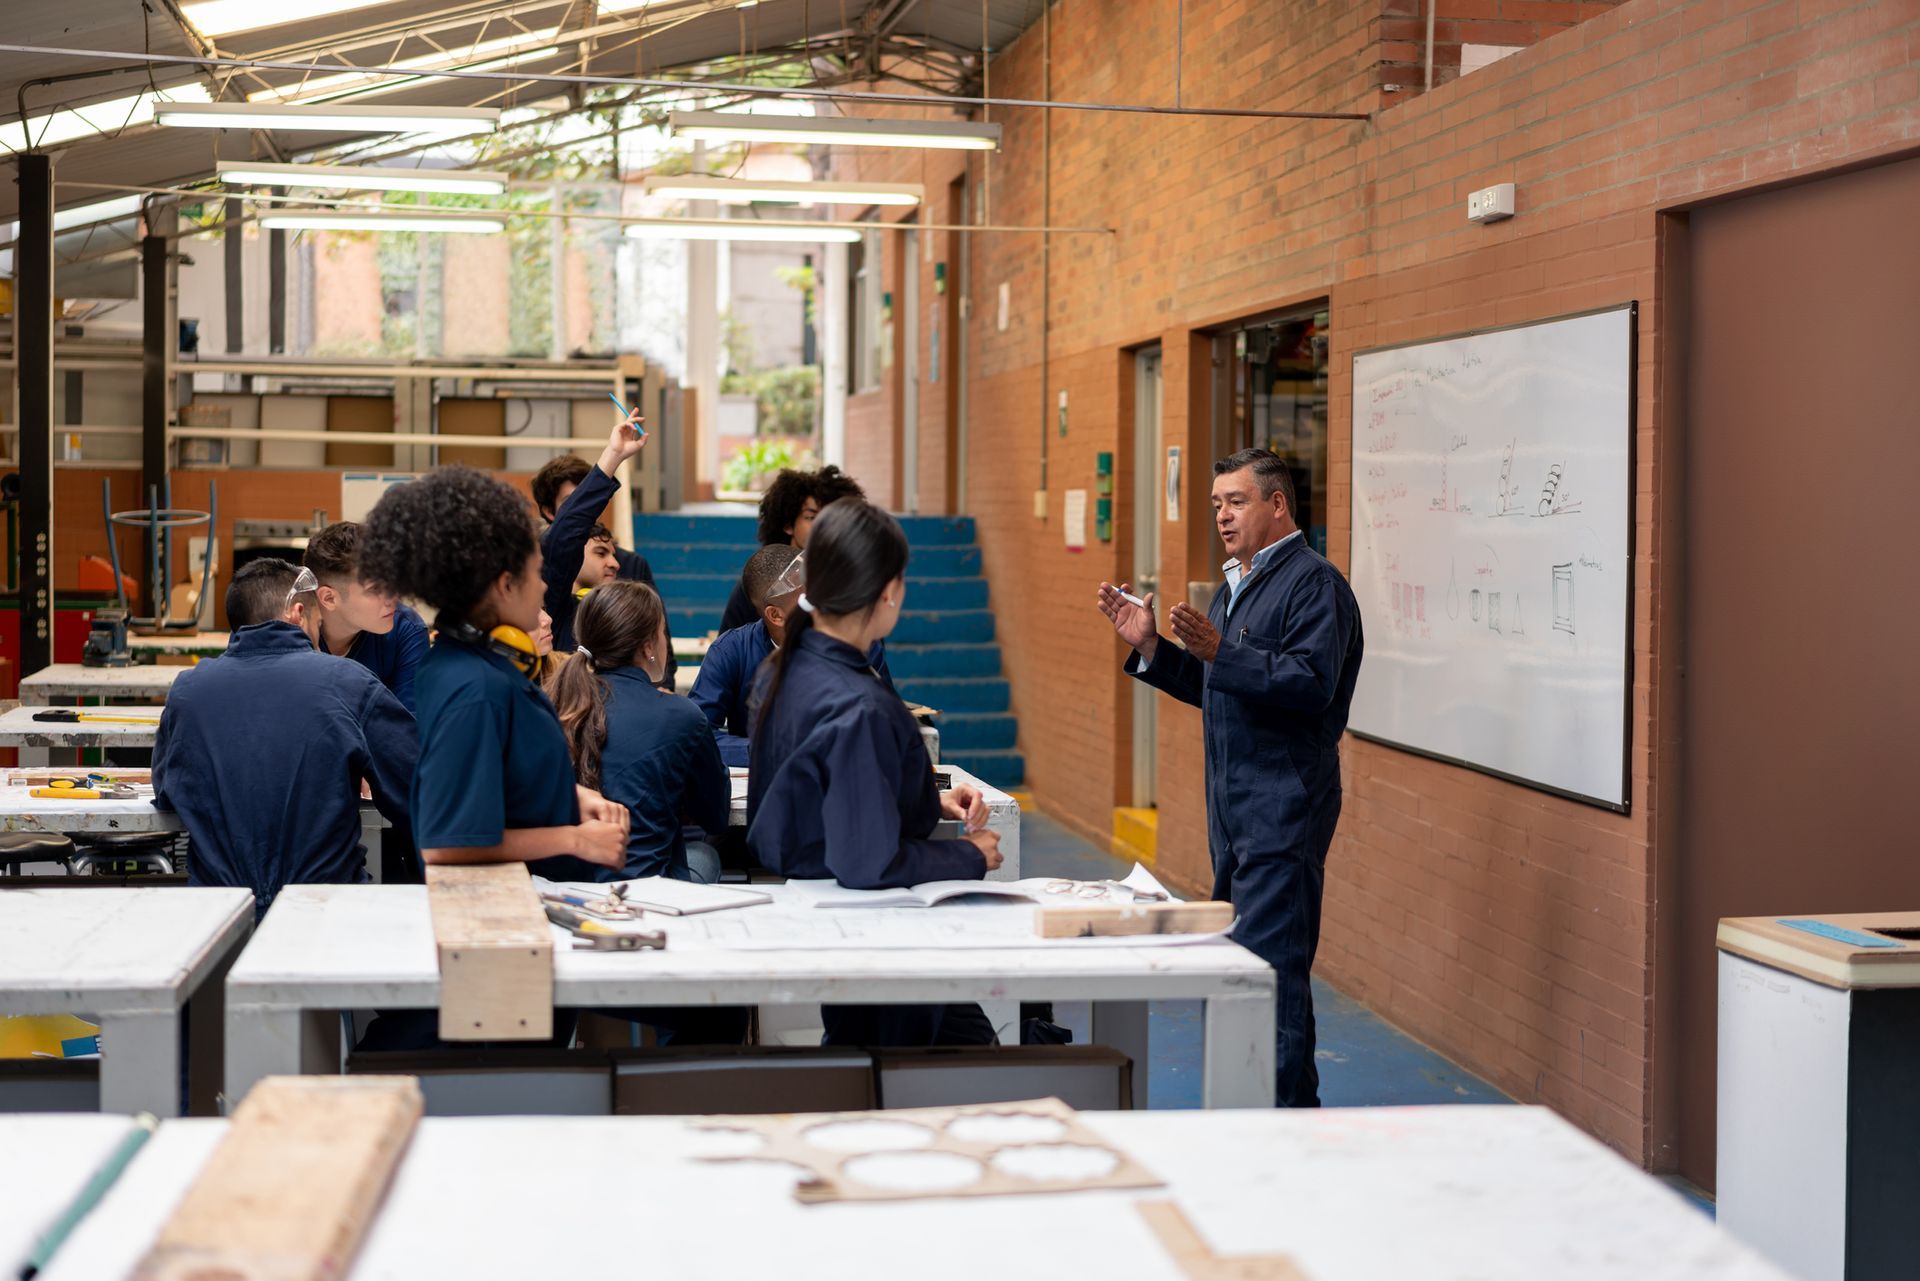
[577,785,630,838]
[598,411,648,475]
[359,778,373,801]
[572,819,629,869]
[1097,583,1158,662]
[941,786,988,833]
[1169,602,1222,662]
[965,829,1004,872]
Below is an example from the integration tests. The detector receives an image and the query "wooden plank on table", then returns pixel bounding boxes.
[427,863,554,1040]
[1036,900,1234,939]
[133,1076,422,1281]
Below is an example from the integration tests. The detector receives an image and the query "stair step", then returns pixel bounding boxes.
[884,644,1001,680]
[894,515,976,546]
[651,574,736,606]
[632,514,758,547]
[898,677,1008,713]
[943,749,1025,790]
[907,577,988,610]
[936,712,1017,751]
[891,610,993,645]
[642,543,981,578]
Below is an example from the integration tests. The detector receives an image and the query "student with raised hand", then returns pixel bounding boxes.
[692,542,893,767]
[303,521,432,715]
[539,412,665,665]
[548,580,730,885]
[153,559,416,919]
[746,499,1000,1047]
[358,466,629,881]
[716,465,864,634]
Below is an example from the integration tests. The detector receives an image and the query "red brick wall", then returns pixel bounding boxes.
[1378,1,1632,93]
[832,0,1920,1163]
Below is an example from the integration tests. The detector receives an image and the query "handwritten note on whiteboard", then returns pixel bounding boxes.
[1348,306,1634,810]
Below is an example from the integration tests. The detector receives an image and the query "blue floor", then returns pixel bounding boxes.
[1023,810,1718,1215]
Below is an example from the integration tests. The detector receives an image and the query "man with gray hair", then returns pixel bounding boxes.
[1097,447,1363,1107]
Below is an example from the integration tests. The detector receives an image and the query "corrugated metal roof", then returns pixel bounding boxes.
[1,0,1037,223]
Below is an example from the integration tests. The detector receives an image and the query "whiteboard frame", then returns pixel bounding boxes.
[1346,302,1639,814]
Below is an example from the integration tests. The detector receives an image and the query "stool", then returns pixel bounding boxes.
[70,831,181,876]
[0,831,77,875]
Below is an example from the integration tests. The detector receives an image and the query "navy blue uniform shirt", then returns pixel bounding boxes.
[541,467,676,687]
[593,665,729,880]
[412,632,588,881]
[690,621,892,767]
[327,602,430,715]
[746,628,980,888]
[153,621,417,917]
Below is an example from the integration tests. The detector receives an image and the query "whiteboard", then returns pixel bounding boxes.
[1349,306,1634,810]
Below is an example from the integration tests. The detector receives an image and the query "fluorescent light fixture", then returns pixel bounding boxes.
[623,220,862,244]
[219,161,508,196]
[156,102,501,137]
[247,30,563,104]
[642,177,923,207]
[181,0,400,38]
[0,195,147,251]
[668,110,1001,152]
[260,211,506,234]
[0,83,210,154]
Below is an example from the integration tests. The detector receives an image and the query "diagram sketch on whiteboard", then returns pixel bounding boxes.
[1552,564,1575,634]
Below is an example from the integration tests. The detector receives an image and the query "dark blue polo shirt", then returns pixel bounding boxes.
[153,621,417,917]
[412,632,588,881]
[593,666,729,881]
[330,603,430,715]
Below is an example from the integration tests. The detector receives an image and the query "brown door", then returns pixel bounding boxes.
[1676,155,1920,1189]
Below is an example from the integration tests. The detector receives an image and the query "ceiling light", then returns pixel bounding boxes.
[181,0,403,39]
[642,177,923,207]
[0,84,210,154]
[668,111,1001,152]
[259,211,506,234]
[156,102,500,137]
[623,220,863,244]
[246,31,563,105]
[219,162,508,196]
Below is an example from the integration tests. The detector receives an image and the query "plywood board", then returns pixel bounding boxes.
[1717,913,1920,990]
[325,395,396,469]
[132,1076,421,1281]
[258,395,327,468]
[437,398,506,470]
[1038,901,1234,939]
[427,864,553,1040]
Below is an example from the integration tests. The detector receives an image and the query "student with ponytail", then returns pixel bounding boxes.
[746,498,1003,1047]
[548,580,729,884]
[358,466,628,882]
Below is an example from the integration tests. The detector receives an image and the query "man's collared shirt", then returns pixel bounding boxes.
[1223,530,1303,616]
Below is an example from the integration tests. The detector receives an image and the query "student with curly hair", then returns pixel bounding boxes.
[716,465,865,634]
[359,466,628,881]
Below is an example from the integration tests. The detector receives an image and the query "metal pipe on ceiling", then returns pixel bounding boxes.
[0,40,1373,121]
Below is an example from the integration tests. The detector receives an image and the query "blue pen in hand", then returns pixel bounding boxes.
[608,391,647,438]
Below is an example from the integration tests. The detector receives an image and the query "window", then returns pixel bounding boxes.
[847,224,886,392]
[1217,305,1330,554]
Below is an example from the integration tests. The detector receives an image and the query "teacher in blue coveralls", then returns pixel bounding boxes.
[1097,448,1363,1107]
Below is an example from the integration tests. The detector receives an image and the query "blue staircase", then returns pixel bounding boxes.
[632,511,1026,790]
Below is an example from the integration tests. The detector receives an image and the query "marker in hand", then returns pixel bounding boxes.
[608,391,647,438]
[1118,589,1149,609]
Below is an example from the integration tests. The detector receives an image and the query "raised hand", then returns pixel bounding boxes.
[1096,582,1158,660]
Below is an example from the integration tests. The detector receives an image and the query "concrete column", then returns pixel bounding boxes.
[820,238,849,468]
[16,153,55,673]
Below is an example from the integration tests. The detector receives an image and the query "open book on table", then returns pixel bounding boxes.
[793,863,1175,910]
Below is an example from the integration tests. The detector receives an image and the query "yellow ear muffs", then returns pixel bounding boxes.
[486,625,539,675]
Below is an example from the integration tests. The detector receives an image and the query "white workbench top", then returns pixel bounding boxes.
[0,705,163,749]
[0,1115,143,1274]
[128,632,229,653]
[32,1107,1787,1281]
[229,882,1265,1008]
[0,886,253,1011]
[17,664,185,702]
[0,783,180,834]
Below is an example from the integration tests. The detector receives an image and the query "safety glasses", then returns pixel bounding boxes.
[286,565,319,606]
[768,551,806,600]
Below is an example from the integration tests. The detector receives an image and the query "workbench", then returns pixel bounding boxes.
[225,881,1274,1109]
[127,632,230,657]
[0,783,182,835]
[17,665,185,706]
[0,887,253,1116]
[24,1107,1790,1281]
[0,705,162,751]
